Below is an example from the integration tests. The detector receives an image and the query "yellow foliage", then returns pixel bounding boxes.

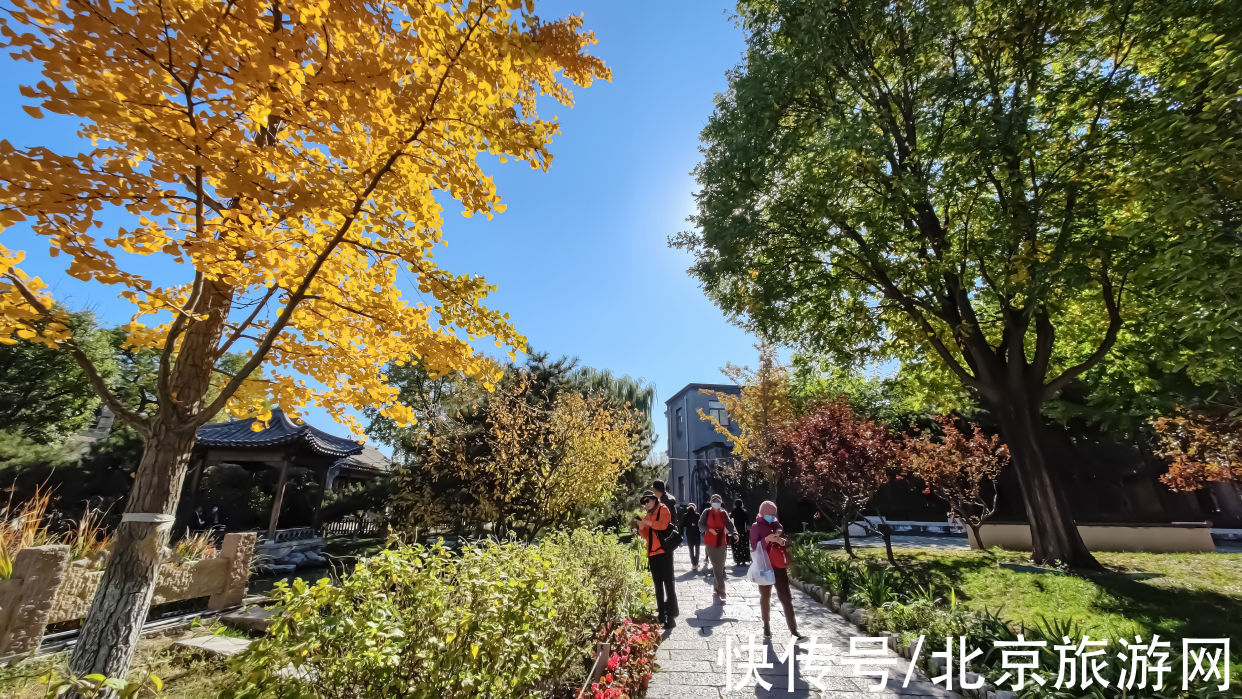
[698,344,795,466]
[478,375,640,535]
[0,0,609,432]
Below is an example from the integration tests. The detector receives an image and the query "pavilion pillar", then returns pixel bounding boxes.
[311,464,332,531]
[186,452,207,511]
[267,457,291,540]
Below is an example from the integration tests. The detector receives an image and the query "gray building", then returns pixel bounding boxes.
[664,383,742,507]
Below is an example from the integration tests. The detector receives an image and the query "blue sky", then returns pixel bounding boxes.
[0,1,760,457]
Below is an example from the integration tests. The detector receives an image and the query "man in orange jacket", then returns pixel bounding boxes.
[638,490,679,628]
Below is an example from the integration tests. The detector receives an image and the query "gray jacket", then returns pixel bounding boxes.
[698,506,738,545]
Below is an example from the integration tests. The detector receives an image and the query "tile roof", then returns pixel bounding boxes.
[196,409,363,458]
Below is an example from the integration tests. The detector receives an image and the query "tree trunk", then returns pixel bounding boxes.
[840,512,854,557]
[879,520,897,567]
[68,422,198,687]
[990,395,1101,570]
[968,521,984,550]
[69,279,233,694]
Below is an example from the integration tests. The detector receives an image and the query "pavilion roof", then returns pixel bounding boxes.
[196,409,363,459]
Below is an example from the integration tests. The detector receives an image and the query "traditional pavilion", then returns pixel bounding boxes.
[184,409,384,539]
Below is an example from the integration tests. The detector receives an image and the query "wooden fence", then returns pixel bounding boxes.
[322,514,385,538]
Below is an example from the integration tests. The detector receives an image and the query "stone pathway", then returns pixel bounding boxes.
[646,549,956,698]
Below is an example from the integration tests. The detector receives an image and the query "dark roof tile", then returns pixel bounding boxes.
[196,409,362,458]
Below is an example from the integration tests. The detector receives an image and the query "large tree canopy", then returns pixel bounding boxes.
[0,0,608,682]
[675,0,1240,567]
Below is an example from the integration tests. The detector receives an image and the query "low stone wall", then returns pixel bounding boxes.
[967,522,1216,553]
[0,532,255,658]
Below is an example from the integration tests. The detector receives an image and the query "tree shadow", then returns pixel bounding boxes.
[1083,568,1242,644]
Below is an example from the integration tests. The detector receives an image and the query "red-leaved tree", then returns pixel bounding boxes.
[767,398,898,562]
[902,416,1009,548]
[1152,411,1242,491]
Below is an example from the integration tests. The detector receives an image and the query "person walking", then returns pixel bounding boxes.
[638,490,679,628]
[653,479,678,518]
[731,498,751,565]
[699,493,738,599]
[680,503,702,569]
[750,500,805,639]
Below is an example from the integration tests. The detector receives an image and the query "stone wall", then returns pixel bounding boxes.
[968,522,1216,553]
[0,532,255,658]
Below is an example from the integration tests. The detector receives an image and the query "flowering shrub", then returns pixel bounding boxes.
[586,618,661,698]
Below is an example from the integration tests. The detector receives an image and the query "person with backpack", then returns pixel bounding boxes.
[638,490,679,628]
[653,479,677,517]
[698,493,738,599]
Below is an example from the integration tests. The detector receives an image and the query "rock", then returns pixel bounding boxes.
[221,606,275,635]
[830,595,841,611]
[883,632,901,651]
[957,673,986,696]
[263,563,296,575]
[174,635,252,658]
[840,602,855,617]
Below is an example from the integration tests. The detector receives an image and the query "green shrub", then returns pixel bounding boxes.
[226,529,652,699]
[850,565,898,607]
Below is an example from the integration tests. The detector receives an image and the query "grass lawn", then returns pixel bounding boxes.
[823,546,1242,644]
[0,620,241,699]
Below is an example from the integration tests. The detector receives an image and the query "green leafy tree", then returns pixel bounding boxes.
[675,0,1240,567]
[0,311,114,442]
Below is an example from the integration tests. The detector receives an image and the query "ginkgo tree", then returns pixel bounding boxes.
[0,0,607,685]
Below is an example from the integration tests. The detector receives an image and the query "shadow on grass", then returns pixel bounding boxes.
[1084,568,1242,644]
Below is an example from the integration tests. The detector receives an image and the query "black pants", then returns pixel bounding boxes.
[685,531,701,567]
[648,551,678,621]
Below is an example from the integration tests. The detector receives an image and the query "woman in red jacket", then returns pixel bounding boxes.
[698,493,738,599]
[748,500,806,639]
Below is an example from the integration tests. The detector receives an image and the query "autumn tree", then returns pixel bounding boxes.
[0,0,607,683]
[390,371,642,539]
[699,344,795,500]
[1152,411,1242,491]
[767,398,899,563]
[902,417,1009,548]
[675,0,1242,568]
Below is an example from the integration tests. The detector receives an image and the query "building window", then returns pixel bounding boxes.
[675,407,684,436]
[678,476,685,502]
[707,400,729,426]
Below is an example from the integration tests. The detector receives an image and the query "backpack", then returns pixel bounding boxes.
[658,521,683,550]
[648,504,682,552]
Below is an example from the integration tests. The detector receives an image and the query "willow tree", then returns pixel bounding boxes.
[0,0,606,683]
[675,0,1236,568]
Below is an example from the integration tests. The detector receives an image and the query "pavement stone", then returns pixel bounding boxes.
[647,548,959,698]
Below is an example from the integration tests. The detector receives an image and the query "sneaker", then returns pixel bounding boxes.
[763,625,772,638]
[665,617,677,630]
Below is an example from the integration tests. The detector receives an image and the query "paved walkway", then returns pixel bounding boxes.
[646,549,957,698]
